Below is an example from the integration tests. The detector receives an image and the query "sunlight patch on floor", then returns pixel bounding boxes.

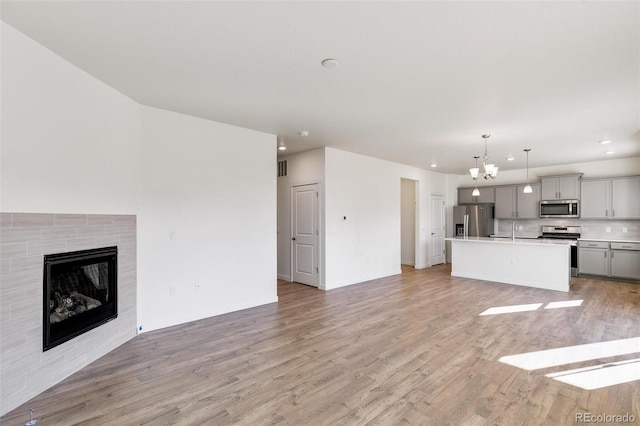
[544,300,583,309]
[545,358,640,390]
[499,337,640,370]
[479,299,583,316]
[499,337,640,390]
[479,303,543,316]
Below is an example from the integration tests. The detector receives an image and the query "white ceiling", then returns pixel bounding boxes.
[2,1,639,175]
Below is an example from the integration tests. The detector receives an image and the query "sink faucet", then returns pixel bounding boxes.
[512,221,518,240]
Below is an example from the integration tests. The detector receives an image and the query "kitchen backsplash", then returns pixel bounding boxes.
[496,218,640,241]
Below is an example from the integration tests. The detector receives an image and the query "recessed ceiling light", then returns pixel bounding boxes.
[506,156,515,161]
[321,58,339,68]
[605,150,615,155]
[599,139,612,145]
[277,137,287,151]
[299,130,310,137]
[430,162,437,168]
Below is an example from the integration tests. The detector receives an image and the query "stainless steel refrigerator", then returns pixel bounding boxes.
[453,204,494,237]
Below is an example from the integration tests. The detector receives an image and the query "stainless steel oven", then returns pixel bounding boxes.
[540,200,579,218]
[538,226,581,276]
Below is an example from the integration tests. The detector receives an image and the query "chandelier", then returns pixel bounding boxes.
[469,134,499,181]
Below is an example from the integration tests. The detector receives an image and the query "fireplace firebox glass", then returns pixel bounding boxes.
[43,246,118,351]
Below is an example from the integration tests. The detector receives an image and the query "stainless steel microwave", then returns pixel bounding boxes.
[540,200,580,218]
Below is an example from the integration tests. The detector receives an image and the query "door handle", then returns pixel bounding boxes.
[292,237,296,241]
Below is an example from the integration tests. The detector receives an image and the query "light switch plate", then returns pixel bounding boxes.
[606,227,611,233]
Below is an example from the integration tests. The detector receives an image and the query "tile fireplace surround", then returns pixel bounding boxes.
[0,213,137,416]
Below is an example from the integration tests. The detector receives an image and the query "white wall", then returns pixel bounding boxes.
[276,149,324,282]
[324,148,450,290]
[137,106,277,332]
[1,22,279,415]
[0,22,139,416]
[0,22,140,214]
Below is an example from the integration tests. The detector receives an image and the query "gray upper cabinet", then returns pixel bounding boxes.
[495,186,516,218]
[581,176,640,219]
[476,187,495,203]
[458,188,476,204]
[581,179,610,218]
[458,187,495,204]
[516,183,540,219]
[611,177,640,219]
[540,175,581,200]
[494,184,540,219]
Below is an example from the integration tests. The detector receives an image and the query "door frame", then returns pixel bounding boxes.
[400,178,420,268]
[429,193,446,266]
[290,182,323,288]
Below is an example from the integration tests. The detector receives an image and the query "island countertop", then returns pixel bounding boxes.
[446,236,576,246]
[447,237,571,292]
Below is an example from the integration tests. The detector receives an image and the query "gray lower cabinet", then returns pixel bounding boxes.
[610,242,640,280]
[578,243,609,276]
[578,240,640,280]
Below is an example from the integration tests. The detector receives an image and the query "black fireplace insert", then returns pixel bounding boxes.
[43,246,118,351]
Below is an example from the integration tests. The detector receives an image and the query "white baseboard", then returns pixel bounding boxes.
[140,296,279,333]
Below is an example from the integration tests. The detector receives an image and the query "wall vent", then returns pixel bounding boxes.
[278,160,288,177]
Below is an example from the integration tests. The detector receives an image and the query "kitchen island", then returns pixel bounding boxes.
[446,237,572,292]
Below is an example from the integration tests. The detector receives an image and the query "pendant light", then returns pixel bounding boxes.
[523,148,532,193]
[471,156,480,196]
[481,134,498,179]
[469,156,479,179]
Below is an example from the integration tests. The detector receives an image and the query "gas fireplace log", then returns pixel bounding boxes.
[50,291,102,323]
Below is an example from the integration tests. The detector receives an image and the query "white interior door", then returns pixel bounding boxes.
[292,184,319,287]
[430,195,445,265]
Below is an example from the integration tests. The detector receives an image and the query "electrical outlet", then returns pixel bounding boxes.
[169,286,176,296]
[519,226,523,231]
[606,227,611,233]
[623,227,628,233]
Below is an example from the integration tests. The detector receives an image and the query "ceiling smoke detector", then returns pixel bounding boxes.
[321,58,339,68]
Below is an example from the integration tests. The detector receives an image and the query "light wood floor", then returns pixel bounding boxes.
[3,264,639,425]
